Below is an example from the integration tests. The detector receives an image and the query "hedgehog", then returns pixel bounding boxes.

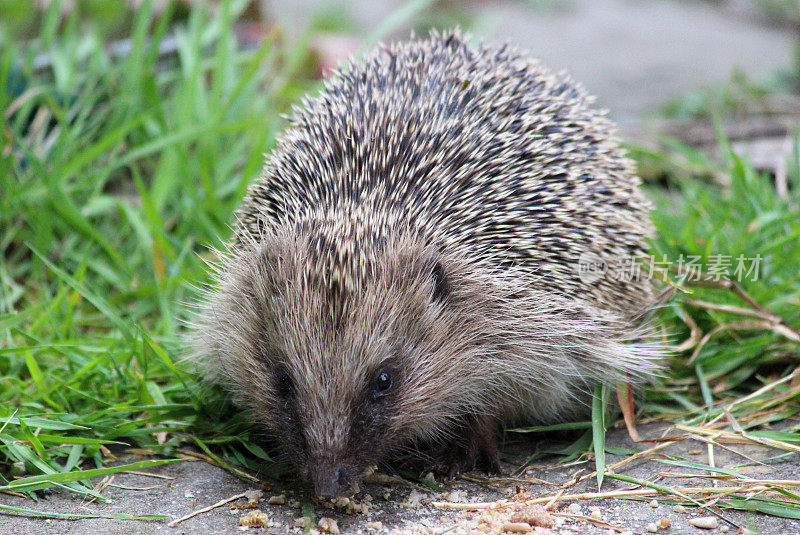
[190,30,664,499]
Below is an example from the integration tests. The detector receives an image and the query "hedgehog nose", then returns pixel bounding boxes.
[311,465,350,499]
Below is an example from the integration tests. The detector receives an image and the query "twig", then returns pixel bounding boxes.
[688,320,772,364]
[683,278,800,342]
[676,424,800,454]
[543,488,564,510]
[563,441,675,489]
[675,306,703,352]
[168,492,247,528]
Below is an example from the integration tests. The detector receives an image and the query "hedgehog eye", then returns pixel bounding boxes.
[372,369,393,398]
[276,370,294,399]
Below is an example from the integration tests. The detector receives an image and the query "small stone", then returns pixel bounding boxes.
[402,490,426,508]
[657,518,671,529]
[673,504,687,514]
[333,497,350,508]
[649,499,659,508]
[288,498,301,509]
[687,517,718,529]
[501,522,532,533]
[646,523,658,533]
[567,503,581,514]
[318,517,340,534]
[590,509,602,520]
[366,522,383,530]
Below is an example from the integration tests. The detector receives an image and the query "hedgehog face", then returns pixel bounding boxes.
[200,229,488,498]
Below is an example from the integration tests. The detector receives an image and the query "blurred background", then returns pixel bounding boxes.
[3,0,799,126]
[3,0,799,183]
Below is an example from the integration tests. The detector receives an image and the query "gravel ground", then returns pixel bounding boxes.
[2,423,798,534]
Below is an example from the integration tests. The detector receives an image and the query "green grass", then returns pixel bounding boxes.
[2,0,800,523]
[0,0,311,501]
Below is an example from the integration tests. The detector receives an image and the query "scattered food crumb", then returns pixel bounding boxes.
[720,527,729,533]
[649,499,659,508]
[590,509,602,520]
[510,505,555,528]
[267,494,286,505]
[688,449,702,455]
[318,517,340,534]
[366,521,383,530]
[646,522,658,533]
[239,510,269,528]
[673,504,687,514]
[657,518,671,529]
[501,522,532,533]
[687,516,718,529]
[244,489,263,507]
[446,490,464,502]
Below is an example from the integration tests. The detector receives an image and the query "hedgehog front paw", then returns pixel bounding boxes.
[405,418,501,478]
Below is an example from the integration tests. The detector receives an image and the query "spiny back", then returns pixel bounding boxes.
[234,31,654,315]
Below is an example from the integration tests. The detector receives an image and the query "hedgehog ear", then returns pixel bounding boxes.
[429,259,449,303]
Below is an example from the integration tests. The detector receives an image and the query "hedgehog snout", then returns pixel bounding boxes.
[308,460,357,499]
